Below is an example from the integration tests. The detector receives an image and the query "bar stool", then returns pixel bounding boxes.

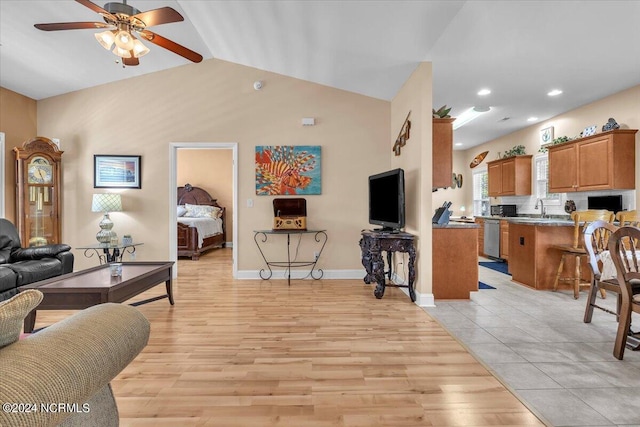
[552,210,615,299]
[617,210,640,226]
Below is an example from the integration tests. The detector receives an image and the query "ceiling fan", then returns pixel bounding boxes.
[34,0,203,66]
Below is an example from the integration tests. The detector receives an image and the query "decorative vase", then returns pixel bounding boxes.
[564,200,576,214]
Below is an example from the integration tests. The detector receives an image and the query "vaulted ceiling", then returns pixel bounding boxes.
[1,1,639,148]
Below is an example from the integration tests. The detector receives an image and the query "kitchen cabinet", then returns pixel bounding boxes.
[432,118,455,189]
[509,223,587,290]
[487,155,532,196]
[500,220,509,261]
[433,225,479,299]
[548,129,637,192]
[475,218,485,256]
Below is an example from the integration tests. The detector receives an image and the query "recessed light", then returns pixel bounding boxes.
[455,143,463,146]
[547,89,563,96]
[477,89,491,96]
[527,117,538,122]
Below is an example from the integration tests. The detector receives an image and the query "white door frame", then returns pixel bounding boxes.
[0,132,5,217]
[169,142,238,278]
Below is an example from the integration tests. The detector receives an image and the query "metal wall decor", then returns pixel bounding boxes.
[392,111,411,156]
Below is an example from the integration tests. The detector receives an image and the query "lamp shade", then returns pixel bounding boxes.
[92,194,122,213]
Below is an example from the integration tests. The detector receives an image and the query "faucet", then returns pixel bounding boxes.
[535,198,547,218]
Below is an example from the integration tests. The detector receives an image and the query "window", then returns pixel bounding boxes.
[473,169,489,216]
[535,154,561,205]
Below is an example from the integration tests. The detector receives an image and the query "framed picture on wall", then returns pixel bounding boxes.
[540,126,554,145]
[94,155,141,189]
[255,145,321,195]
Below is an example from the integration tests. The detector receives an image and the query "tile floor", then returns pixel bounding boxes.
[423,260,640,427]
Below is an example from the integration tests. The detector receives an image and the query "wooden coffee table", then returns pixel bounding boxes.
[18,261,174,332]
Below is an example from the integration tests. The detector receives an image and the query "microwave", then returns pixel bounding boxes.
[490,204,517,217]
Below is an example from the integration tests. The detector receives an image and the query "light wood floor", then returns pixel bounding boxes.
[36,249,544,426]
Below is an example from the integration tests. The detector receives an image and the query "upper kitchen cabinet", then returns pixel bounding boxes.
[433,118,455,189]
[487,155,532,197]
[548,129,637,192]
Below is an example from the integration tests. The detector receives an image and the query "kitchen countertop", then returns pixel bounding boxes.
[473,215,573,226]
[433,222,479,229]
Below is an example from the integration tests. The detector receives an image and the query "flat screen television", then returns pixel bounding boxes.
[369,168,405,231]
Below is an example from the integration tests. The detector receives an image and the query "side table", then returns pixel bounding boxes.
[77,242,143,265]
[254,230,327,286]
[359,231,417,301]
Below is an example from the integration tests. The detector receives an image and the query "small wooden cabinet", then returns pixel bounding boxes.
[500,220,509,261]
[487,155,532,196]
[548,129,637,192]
[475,218,485,256]
[14,137,63,246]
[432,118,455,189]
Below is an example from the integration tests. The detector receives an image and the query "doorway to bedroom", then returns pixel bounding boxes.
[170,143,238,278]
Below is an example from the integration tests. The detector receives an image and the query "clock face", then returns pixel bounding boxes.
[27,157,53,184]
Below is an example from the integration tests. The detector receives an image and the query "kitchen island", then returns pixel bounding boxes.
[507,218,584,290]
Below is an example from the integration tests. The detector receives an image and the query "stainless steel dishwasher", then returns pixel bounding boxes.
[483,219,501,259]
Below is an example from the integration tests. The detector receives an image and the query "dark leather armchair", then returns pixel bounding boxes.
[0,218,74,301]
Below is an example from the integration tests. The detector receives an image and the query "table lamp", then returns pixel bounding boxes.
[92,193,122,244]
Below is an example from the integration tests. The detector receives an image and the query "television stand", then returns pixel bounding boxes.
[373,227,400,234]
[359,230,416,302]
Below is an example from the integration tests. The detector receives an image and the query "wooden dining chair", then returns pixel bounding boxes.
[616,210,640,227]
[583,220,620,323]
[552,210,615,299]
[608,226,640,360]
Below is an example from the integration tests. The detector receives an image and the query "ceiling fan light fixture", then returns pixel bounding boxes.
[112,46,132,58]
[94,30,115,50]
[132,39,150,58]
[114,29,134,51]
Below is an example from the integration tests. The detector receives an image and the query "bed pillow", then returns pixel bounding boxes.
[177,205,187,217]
[211,206,223,218]
[184,204,215,218]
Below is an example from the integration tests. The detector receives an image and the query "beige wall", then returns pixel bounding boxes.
[0,87,38,223]
[390,63,433,299]
[457,84,640,212]
[177,149,234,243]
[34,58,390,272]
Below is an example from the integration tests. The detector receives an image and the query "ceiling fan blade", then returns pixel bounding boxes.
[123,56,140,66]
[138,30,203,63]
[75,0,112,17]
[132,7,184,27]
[34,22,112,31]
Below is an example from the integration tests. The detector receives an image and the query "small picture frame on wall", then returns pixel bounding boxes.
[540,126,554,145]
[94,155,141,189]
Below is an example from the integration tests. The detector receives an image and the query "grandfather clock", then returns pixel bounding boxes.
[14,137,63,246]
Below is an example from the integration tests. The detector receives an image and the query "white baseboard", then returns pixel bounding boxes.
[391,272,434,307]
[225,241,233,248]
[237,269,365,280]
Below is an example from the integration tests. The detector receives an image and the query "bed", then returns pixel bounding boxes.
[177,184,226,260]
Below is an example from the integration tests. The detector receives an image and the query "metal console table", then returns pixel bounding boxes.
[359,230,417,301]
[77,242,143,265]
[254,229,327,286]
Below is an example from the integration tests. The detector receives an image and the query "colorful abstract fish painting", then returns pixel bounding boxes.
[255,146,321,195]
